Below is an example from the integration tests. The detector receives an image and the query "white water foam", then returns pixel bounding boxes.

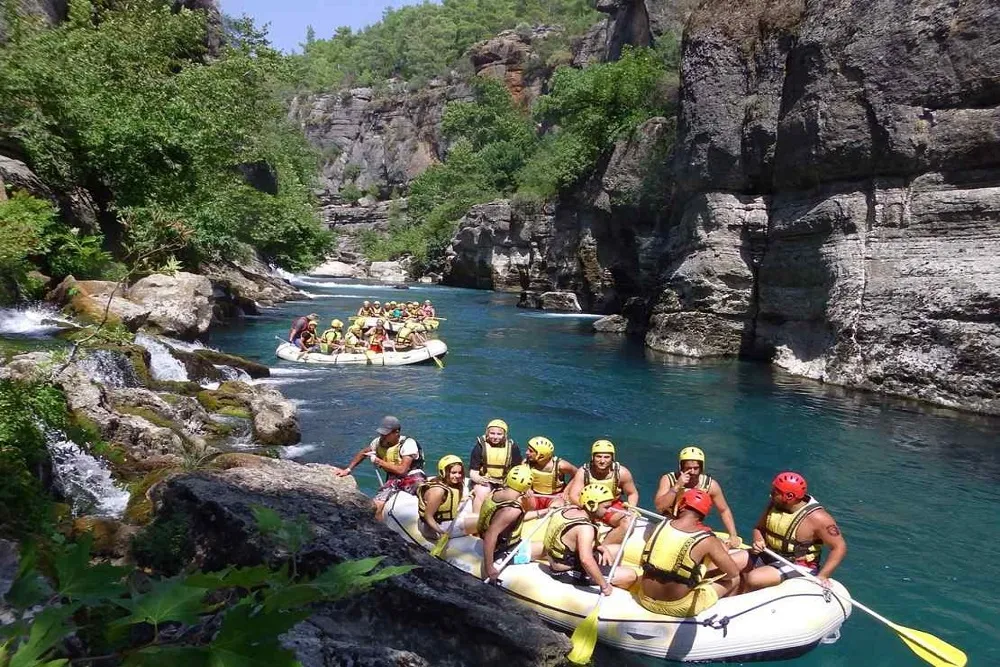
[76,349,142,388]
[216,365,252,382]
[134,333,189,382]
[46,428,130,518]
[280,443,318,459]
[0,305,76,336]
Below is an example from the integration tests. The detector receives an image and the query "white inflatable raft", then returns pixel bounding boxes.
[274,339,447,366]
[352,316,440,333]
[383,492,851,663]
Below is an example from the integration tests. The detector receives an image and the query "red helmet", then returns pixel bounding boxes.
[679,489,712,517]
[772,472,807,502]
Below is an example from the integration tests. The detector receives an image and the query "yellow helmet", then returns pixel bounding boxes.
[330,319,343,328]
[591,439,616,459]
[437,454,464,478]
[486,419,509,435]
[527,436,554,462]
[363,300,370,306]
[678,446,705,465]
[579,483,615,513]
[505,464,532,493]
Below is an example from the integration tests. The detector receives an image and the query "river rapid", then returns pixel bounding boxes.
[209,276,1000,667]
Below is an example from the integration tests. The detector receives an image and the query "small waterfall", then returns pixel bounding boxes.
[76,349,142,388]
[134,333,189,382]
[46,428,130,518]
[0,304,77,337]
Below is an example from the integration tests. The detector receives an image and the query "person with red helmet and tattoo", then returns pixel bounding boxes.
[746,471,847,590]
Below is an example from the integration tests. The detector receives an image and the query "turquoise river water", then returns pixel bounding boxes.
[210,276,1000,667]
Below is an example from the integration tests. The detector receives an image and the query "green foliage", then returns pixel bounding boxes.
[366,49,676,265]
[339,182,363,204]
[292,0,599,90]
[519,46,676,196]
[0,192,50,297]
[0,380,70,538]
[130,513,195,576]
[1,529,414,667]
[0,0,332,272]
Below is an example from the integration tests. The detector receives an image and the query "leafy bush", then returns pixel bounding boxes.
[130,513,195,576]
[0,1,332,272]
[0,379,69,538]
[1,515,415,667]
[340,182,363,204]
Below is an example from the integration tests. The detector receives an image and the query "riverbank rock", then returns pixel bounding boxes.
[201,255,303,322]
[128,272,214,340]
[249,385,300,446]
[47,276,151,332]
[151,458,571,666]
[309,259,357,278]
[368,260,409,283]
[593,314,628,333]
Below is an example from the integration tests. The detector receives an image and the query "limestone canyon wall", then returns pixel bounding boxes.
[650,0,1000,413]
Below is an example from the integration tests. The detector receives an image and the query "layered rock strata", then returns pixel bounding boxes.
[647,0,1000,413]
[152,457,571,667]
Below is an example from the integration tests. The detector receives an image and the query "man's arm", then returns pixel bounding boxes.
[575,528,611,595]
[558,458,578,481]
[619,466,639,506]
[703,537,742,596]
[750,505,771,552]
[376,454,414,477]
[710,481,741,547]
[481,508,518,582]
[810,511,847,581]
[566,468,586,505]
[653,473,681,515]
[333,445,374,477]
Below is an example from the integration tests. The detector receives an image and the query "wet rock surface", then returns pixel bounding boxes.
[152,457,571,667]
[129,272,214,340]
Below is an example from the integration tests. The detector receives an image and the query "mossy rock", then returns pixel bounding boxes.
[196,381,252,413]
[152,379,203,396]
[124,467,178,525]
[211,452,270,469]
[193,348,270,378]
[168,348,223,384]
[115,405,184,433]
[218,406,251,419]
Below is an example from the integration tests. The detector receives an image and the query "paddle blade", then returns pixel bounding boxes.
[893,622,967,667]
[567,605,600,664]
[429,533,449,559]
[432,355,444,369]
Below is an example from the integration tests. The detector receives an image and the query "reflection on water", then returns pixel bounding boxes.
[209,278,1000,667]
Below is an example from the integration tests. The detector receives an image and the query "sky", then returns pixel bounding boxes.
[220,0,434,53]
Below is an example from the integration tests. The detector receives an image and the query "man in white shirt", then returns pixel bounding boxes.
[333,415,426,520]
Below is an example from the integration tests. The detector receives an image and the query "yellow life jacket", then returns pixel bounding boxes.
[345,331,361,347]
[319,330,342,354]
[476,493,523,552]
[357,307,373,317]
[396,326,413,343]
[417,480,461,523]
[665,472,713,514]
[543,507,596,565]
[582,461,621,499]
[764,495,824,565]
[530,457,564,495]
[640,521,713,586]
[373,438,401,464]
[477,436,516,483]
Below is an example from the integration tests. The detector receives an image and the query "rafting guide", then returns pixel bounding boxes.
[654,446,742,549]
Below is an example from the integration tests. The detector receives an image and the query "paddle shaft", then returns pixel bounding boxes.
[763,547,968,667]
[600,512,639,591]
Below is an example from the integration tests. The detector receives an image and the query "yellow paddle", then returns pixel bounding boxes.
[763,549,966,667]
[430,493,474,558]
[567,512,640,664]
[431,353,445,369]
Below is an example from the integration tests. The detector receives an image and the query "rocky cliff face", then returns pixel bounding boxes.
[443,117,672,313]
[648,0,1000,413]
[573,0,698,65]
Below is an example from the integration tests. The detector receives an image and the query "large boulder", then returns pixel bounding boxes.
[151,458,571,666]
[368,260,409,284]
[249,386,300,446]
[47,276,151,332]
[128,272,214,340]
[309,259,357,278]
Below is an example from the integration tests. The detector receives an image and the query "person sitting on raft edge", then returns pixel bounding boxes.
[478,464,548,584]
[319,319,345,355]
[332,415,426,521]
[638,488,749,617]
[417,455,477,542]
[295,320,319,354]
[469,418,523,512]
[542,483,637,595]
[654,445,742,548]
[745,472,847,591]
[288,312,319,342]
[565,439,639,546]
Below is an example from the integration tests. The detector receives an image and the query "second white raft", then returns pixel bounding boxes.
[275,339,447,366]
